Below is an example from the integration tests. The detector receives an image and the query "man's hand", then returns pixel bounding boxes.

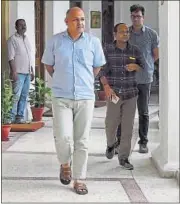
[126,63,140,72]
[10,71,18,82]
[44,65,54,77]
[31,72,35,81]
[103,84,116,100]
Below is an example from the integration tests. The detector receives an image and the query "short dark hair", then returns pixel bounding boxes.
[114,23,126,33]
[15,19,25,27]
[130,4,145,16]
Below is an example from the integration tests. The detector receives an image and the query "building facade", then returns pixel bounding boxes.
[1,1,179,179]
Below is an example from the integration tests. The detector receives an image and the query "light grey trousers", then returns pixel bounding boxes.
[52,97,94,180]
[105,96,137,160]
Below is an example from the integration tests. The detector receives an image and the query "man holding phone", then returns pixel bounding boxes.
[98,23,145,170]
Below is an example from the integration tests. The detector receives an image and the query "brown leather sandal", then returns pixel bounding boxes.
[74,182,88,195]
[60,165,72,185]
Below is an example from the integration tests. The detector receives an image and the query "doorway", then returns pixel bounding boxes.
[102,0,114,45]
[34,0,45,79]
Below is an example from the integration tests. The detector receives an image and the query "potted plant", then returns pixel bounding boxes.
[29,77,51,121]
[1,79,13,141]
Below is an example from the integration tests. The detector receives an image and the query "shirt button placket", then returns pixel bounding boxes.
[73,42,76,99]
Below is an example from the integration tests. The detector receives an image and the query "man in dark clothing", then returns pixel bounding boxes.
[98,23,145,170]
[116,5,159,154]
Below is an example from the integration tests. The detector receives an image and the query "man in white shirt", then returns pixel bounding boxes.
[7,19,34,123]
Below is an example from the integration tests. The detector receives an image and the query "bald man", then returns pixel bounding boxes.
[42,7,106,195]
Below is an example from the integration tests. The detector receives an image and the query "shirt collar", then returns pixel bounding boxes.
[15,32,26,38]
[63,30,85,39]
[129,25,145,33]
[113,40,132,50]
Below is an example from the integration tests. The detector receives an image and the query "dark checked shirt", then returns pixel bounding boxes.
[98,42,145,100]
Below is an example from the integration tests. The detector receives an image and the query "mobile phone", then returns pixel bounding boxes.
[111,95,120,104]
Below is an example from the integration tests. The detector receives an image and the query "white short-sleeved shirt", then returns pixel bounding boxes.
[7,32,33,74]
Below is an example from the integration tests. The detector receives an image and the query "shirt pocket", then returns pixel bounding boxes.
[76,48,93,67]
[54,46,70,64]
[124,56,138,67]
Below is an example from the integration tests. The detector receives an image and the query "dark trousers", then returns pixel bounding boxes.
[116,83,151,145]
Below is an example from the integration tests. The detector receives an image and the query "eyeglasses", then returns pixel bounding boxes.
[131,15,143,19]
[117,31,130,35]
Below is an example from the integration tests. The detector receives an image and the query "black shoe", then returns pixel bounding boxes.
[106,146,115,159]
[15,118,26,124]
[114,139,120,155]
[115,147,119,155]
[119,158,134,170]
[139,144,148,153]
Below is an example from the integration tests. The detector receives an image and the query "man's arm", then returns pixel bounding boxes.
[8,60,18,81]
[92,38,106,77]
[41,38,55,76]
[7,39,18,81]
[153,47,159,62]
[99,75,116,100]
[30,66,35,81]
[133,46,145,71]
[44,65,54,77]
[8,60,16,72]
[126,46,145,72]
[152,30,159,62]
[93,67,102,77]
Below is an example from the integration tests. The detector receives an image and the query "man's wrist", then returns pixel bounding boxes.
[12,71,17,75]
[136,64,140,71]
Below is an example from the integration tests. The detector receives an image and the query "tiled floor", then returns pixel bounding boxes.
[2,100,179,203]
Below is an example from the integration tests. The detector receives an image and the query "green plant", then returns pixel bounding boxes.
[1,79,13,124]
[29,77,51,108]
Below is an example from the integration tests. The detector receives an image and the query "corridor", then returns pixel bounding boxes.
[2,95,179,203]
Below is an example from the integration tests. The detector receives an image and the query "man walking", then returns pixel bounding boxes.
[99,23,144,170]
[116,4,159,153]
[7,19,34,124]
[41,7,106,194]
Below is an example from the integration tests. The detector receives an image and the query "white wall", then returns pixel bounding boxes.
[115,1,159,33]
[53,1,69,34]
[44,1,69,88]
[167,1,179,163]
[82,1,90,33]
[89,1,102,40]
[114,1,123,25]
[9,1,18,37]
[82,1,102,41]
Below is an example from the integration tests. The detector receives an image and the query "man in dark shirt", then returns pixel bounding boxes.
[116,5,159,154]
[98,23,144,170]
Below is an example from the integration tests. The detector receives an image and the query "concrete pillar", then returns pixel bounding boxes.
[151,1,179,177]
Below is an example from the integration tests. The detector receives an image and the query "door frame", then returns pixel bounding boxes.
[101,0,114,45]
[34,0,45,80]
